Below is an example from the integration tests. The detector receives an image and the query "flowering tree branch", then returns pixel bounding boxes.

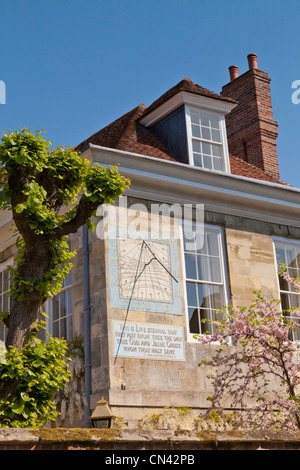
[198,276,300,431]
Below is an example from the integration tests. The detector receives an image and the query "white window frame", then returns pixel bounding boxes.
[185,105,231,174]
[0,258,13,343]
[181,221,229,341]
[273,236,300,342]
[45,270,73,341]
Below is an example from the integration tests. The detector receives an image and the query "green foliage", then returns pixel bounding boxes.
[0,128,130,422]
[0,334,70,428]
[0,128,130,302]
[9,236,75,301]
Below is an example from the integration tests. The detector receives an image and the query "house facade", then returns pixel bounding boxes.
[1,53,300,427]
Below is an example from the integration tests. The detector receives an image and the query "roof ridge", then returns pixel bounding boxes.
[139,77,237,119]
[113,104,146,148]
[76,104,146,152]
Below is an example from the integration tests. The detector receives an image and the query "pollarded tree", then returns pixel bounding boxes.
[0,129,130,351]
[198,273,300,431]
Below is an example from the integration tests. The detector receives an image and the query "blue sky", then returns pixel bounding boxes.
[1,0,300,186]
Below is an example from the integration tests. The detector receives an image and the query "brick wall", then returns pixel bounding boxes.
[221,56,279,180]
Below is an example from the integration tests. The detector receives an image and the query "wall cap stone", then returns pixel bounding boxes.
[1,428,300,449]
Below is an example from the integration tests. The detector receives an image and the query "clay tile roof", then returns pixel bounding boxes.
[229,154,282,183]
[76,104,177,161]
[139,77,237,120]
[76,78,282,184]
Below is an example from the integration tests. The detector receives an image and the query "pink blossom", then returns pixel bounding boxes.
[198,277,300,432]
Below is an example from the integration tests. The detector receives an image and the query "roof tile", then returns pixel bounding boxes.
[76,78,281,184]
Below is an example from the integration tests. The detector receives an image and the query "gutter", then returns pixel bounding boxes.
[86,143,300,195]
[82,145,300,225]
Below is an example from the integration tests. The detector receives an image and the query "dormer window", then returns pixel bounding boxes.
[138,79,237,174]
[186,107,229,172]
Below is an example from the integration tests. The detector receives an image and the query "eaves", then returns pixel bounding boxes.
[84,145,300,228]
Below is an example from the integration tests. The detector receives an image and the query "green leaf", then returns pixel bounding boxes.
[11,401,25,415]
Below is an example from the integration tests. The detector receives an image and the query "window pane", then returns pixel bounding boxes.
[192,140,201,153]
[202,142,211,155]
[183,230,196,252]
[279,274,290,292]
[288,267,300,282]
[185,253,197,279]
[64,270,72,288]
[191,110,199,124]
[68,289,72,314]
[60,292,66,317]
[200,114,210,127]
[211,129,221,142]
[193,154,202,167]
[209,257,222,283]
[275,245,285,266]
[186,282,197,307]
[198,284,210,308]
[53,321,59,338]
[3,293,8,312]
[289,293,300,309]
[200,309,214,334]
[197,255,209,281]
[209,285,223,310]
[286,247,296,267]
[192,125,200,138]
[213,157,223,171]
[211,144,221,157]
[60,317,66,339]
[189,308,200,334]
[203,155,212,169]
[3,271,9,291]
[206,231,219,256]
[292,324,300,342]
[53,297,60,321]
[201,126,211,140]
[210,116,219,129]
[66,314,72,340]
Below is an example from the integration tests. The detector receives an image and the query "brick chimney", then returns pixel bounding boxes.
[221,54,279,180]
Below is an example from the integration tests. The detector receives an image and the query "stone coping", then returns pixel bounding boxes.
[1,428,300,450]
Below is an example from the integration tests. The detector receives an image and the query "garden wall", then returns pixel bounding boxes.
[0,428,300,450]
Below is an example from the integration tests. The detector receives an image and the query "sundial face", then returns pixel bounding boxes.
[107,226,183,315]
[118,237,173,304]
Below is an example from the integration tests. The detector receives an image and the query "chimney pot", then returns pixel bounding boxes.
[247,53,258,69]
[229,65,239,81]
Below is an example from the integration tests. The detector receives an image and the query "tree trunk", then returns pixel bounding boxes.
[5,296,43,350]
[5,242,50,350]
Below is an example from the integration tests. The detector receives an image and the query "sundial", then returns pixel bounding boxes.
[107,227,183,315]
[118,237,173,304]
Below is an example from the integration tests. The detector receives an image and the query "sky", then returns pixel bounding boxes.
[1,0,300,187]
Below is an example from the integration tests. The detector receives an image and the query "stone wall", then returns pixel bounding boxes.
[0,428,300,450]
[84,202,300,425]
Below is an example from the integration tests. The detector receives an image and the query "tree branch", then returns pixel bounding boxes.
[52,197,102,238]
